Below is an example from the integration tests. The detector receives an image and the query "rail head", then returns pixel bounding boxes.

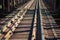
[39,0,45,40]
[36,0,45,40]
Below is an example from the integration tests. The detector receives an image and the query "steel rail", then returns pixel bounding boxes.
[36,0,45,40]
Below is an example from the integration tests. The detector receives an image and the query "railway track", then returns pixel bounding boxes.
[39,0,60,40]
[41,9,60,40]
[0,3,28,39]
[9,9,35,40]
[1,0,60,40]
[0,0,35,40]
[0,0,30,29]
[0,0,29,31]
[0,9,27,40]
